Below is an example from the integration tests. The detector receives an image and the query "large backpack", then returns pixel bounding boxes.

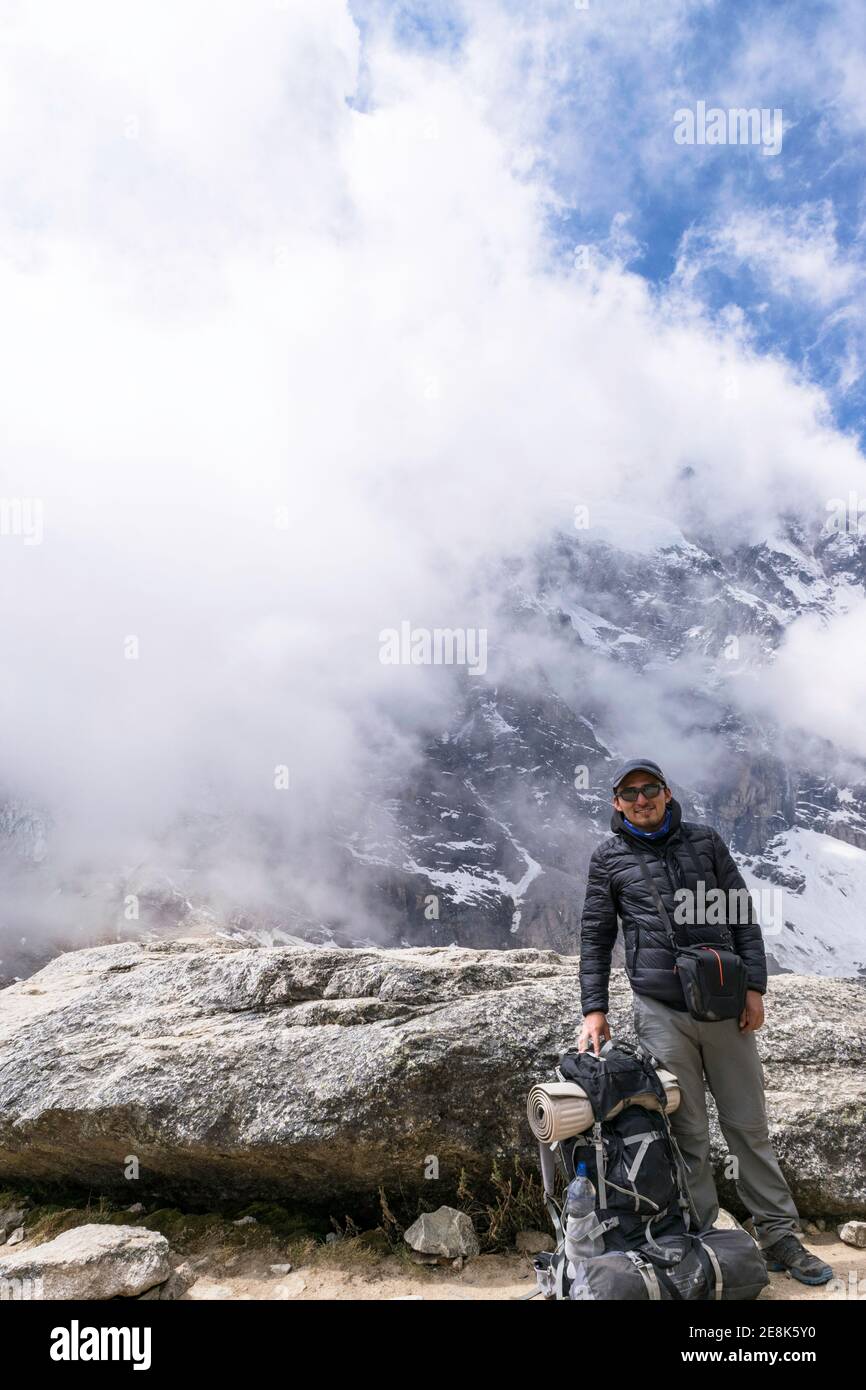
[531,1040,768,1301]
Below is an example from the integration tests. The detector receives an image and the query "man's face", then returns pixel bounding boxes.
[613,770,672,830]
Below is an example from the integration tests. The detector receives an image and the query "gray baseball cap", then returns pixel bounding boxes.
[611,758,667,792]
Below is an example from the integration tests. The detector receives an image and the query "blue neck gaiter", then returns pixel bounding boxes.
[623,806,672,840]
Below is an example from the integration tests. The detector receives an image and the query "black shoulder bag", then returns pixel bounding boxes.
[629,834,748,1023]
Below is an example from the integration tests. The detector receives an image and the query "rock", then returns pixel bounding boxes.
[157,1261,196,1300]
[404,1206,479,1259]
[0,1223,170,1299]
[0,1206,27,1241]
[7,1226,24,1246]
[839,1221,866,1249]
[711,1209,743,1231]
[515,1229,554,1253]
[126,1203,145,1214]
[272,1275,306,1298]
[0,939,863,1214]
[188,1280,232,1299]
[232,1216,256,1226]
[269,1263,293,1275]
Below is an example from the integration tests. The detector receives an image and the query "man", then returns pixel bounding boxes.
[577,758,833,1286]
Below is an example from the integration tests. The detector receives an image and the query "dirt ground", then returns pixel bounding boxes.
[5,1187,863,1302]
[184,1229,866,1301]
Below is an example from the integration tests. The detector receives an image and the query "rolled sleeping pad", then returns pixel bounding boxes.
[633,1069,681,1118]
[527,1082,594,1142]
[527,1070,680,1143]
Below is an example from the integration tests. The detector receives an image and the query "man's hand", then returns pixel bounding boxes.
[579,1010,611,1056]
[739,989,765,1033]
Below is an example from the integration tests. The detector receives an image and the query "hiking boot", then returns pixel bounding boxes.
[762,1233,834,1285]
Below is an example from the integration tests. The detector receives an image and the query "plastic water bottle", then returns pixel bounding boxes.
[564,1161,604,1264]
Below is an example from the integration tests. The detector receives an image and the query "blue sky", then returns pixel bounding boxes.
[350,0,866,438]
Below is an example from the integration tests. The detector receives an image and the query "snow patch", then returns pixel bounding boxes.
[743,827,866,976]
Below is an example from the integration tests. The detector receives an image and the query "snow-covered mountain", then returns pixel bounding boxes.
[2,511,865,983]
[337,512,866,976]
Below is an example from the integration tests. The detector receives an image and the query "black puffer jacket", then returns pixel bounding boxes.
[579,797,767,1015]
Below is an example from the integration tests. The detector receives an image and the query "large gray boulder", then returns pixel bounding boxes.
[0,1224,170,1299]
[0,937,863,1216]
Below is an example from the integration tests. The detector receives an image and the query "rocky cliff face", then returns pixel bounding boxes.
[0,937,863,1221]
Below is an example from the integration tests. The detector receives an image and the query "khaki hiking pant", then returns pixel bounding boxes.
[632,991,800,1250]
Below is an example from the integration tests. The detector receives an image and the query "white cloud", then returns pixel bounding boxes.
[0,0,864,929]
[750,598,866,758]
[675,201,859,307]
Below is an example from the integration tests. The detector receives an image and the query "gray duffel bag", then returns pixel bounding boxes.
[567,1227,769,1301]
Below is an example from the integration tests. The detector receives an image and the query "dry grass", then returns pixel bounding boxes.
[0,1159,554,1270]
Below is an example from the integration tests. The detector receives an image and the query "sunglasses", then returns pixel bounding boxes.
[616,782,665,802]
